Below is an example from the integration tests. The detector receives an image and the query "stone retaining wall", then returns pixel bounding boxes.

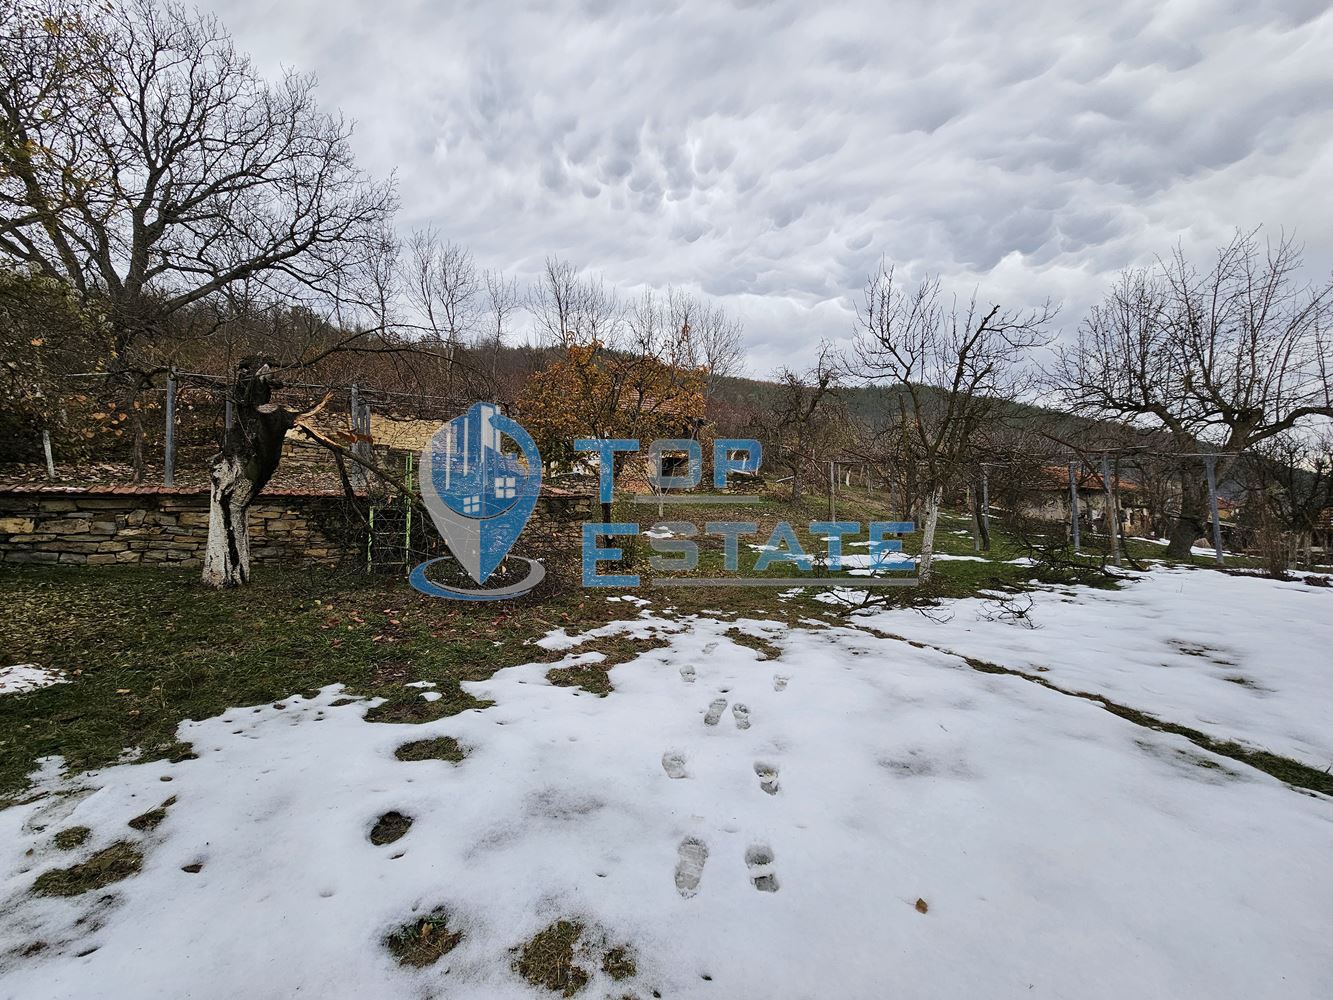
[0,488,590,570]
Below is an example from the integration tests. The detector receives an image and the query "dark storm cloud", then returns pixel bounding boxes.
[197,0,1333,375]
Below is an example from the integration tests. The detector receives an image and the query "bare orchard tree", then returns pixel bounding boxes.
[851,262,1053,582]
[765,344,842,503]
[1052,230,1333,558]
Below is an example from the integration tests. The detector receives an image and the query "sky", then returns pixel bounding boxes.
[195,0,1333,377]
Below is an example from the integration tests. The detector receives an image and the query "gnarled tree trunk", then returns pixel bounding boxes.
[1165,466,1210,560]
[201,360,297,588]
[202,454,258,587]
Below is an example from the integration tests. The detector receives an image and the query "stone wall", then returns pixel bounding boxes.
[0,487,592,570]
[0,489,346,569]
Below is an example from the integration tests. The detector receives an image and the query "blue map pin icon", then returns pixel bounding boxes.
[417,402,542,586]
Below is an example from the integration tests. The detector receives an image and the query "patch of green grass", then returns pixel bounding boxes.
[514,920,589,997]
[546,663,615,696]
[127,795,175,831]
[383,908,463,968]
[363,690,482,724]
[52,826,90,851]
[394,736,467,763]
[32,841,142,896]
[545,636,671,697]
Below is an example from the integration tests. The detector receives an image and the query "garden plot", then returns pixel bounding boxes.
[853,566,1333,770]
[1,573,1331,999]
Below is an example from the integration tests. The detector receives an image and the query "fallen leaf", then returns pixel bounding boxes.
[915,898,929,914]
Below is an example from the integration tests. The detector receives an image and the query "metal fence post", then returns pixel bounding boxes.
[404,452,413,564]
[1204,455,1224,566]
[1068,461,1080,552]
[164,369,177,487]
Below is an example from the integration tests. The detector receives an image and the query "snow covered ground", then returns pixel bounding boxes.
[853,566,1333,770]
[1,570,1331,999]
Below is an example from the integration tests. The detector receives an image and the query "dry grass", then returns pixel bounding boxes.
[127,796,176,831]
[33,842,143,896]
[724,627,782,660]
[52,826,90,851]
[514,920,589,996]
[369,811,413,846]
[383,908,463,968]
[601,944,637,981]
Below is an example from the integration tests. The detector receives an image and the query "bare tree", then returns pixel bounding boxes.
[0,0,395,352]
[1053,230,1333,558]
[765,345,841,503]
[528,255,622,347]
[851,261,1053,581]
[1241,430,1333,573]
[482,268,521,346]
[676,292,744,395]
[405,229,480,345]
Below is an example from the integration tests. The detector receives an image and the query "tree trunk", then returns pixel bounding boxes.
[918,484,943,583]
[1165,467,1209,559]
[971,479,991,551]
[200,358,296,588]
[202,454,257,587]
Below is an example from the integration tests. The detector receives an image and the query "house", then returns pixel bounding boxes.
[1016,466,1154,537]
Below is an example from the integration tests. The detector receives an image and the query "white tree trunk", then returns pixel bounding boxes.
[918,485,944,583]
[202,454,257,588]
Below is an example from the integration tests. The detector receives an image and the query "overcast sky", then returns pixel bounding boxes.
[197,0,1333,376]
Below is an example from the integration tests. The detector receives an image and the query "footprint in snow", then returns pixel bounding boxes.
[773,674,789,692]
[703,642,718,654]
[754,761,779,795]
[662,751,689,779]
[745,844,779,892]
[679,664,696,684]
[675,837,709,897]
[704,698,727,726]
[732,703,751,730]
